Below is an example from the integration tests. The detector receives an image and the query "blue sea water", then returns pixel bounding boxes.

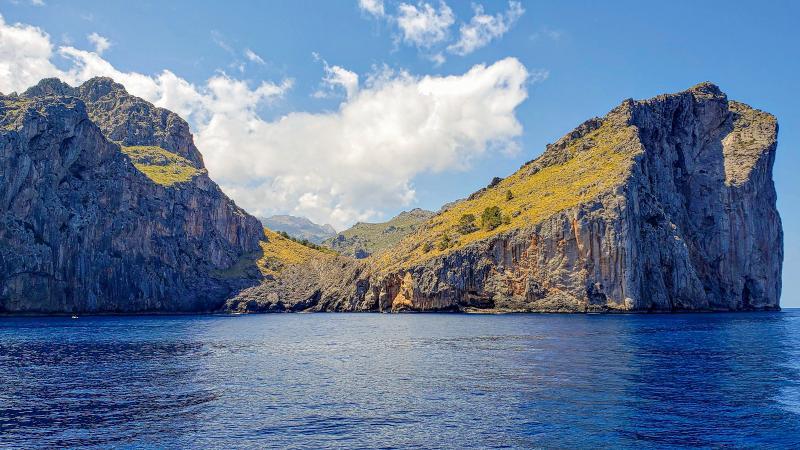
[1,311,799,449]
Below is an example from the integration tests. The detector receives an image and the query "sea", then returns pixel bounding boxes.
[1,311,799,448]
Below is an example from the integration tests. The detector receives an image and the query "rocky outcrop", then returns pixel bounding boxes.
[0,78,265,313]
[24,78,205,165]
[226,256,375,313]
[227,83,782,313]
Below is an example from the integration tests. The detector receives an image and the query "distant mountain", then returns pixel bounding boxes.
[323,208,435,258]
[260,215,336,244]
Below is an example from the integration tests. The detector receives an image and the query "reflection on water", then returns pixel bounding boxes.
[1,312,799,448]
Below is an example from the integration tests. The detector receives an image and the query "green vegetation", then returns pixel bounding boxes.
[120,145,203,187]
[505,190,514,201]
[276,230,337,254]
[456,213,478,234]
[0,98,32,131]
[258,229,335,277]
[438,234,453,251]
[376,117,641,272]
[480,206,503,231]
[323,208,434,258]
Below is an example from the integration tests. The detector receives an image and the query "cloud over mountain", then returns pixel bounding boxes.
[0,14,531,229]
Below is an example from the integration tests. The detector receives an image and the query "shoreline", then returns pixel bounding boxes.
[0,306,785,318]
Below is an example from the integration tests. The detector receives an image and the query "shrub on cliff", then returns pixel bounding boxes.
[438,234,453,251]
[481,206,503,231]
[457,214,478,234]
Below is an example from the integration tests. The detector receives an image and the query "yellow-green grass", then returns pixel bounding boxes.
[324,209,433,257]
[214,228,335,279]
[121,145,202,186]
[257,228,335,277]
[377,119,641,272]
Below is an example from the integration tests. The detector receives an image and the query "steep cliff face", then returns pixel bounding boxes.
[227,83,782,313]
[0,78,265,313]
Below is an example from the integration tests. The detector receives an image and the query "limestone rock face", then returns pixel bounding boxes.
[227,83,782,313]
[0,78,264,313]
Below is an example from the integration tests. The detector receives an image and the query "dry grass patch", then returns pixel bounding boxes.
[376,119,642,272]
[121,145,203,186]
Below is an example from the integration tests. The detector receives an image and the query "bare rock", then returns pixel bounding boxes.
[0,78,265,313]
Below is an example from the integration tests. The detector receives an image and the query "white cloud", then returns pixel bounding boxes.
[87,32,111,55]
[448,1,524,56]
[0,15,62,94]
[358,0,384,17]
[427,52,445,66]
[31,0,45,5]
[396,1,454,48]
[0,14,533,229]
[244,48,265,65]
[198,57,529,228]
[312,55,359,99]
[359,1,522,64]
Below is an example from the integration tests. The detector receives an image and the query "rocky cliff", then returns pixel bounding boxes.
[0,78,265,313]
[226,83,782,313]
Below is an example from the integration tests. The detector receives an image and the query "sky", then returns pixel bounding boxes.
[0,0,798,305]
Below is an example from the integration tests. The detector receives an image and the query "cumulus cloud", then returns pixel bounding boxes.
[448,1,524,56]
[0,15,63,94]
[0,14,533,229]
[396,1,454,48]
[87,32,111,54]
[199,57,529,228]
[358,0,384,17]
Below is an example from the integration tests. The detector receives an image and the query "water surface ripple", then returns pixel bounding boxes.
[1,311,799,448]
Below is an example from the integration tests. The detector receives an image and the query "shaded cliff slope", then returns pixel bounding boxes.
[323,208,434,258]
[227,83,782,313]
[0,78,266,313]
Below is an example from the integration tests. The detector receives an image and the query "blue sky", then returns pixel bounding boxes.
[1,0,798,305]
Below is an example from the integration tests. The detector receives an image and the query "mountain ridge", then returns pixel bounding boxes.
[260,215,336,244]
[322,208,434,258]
